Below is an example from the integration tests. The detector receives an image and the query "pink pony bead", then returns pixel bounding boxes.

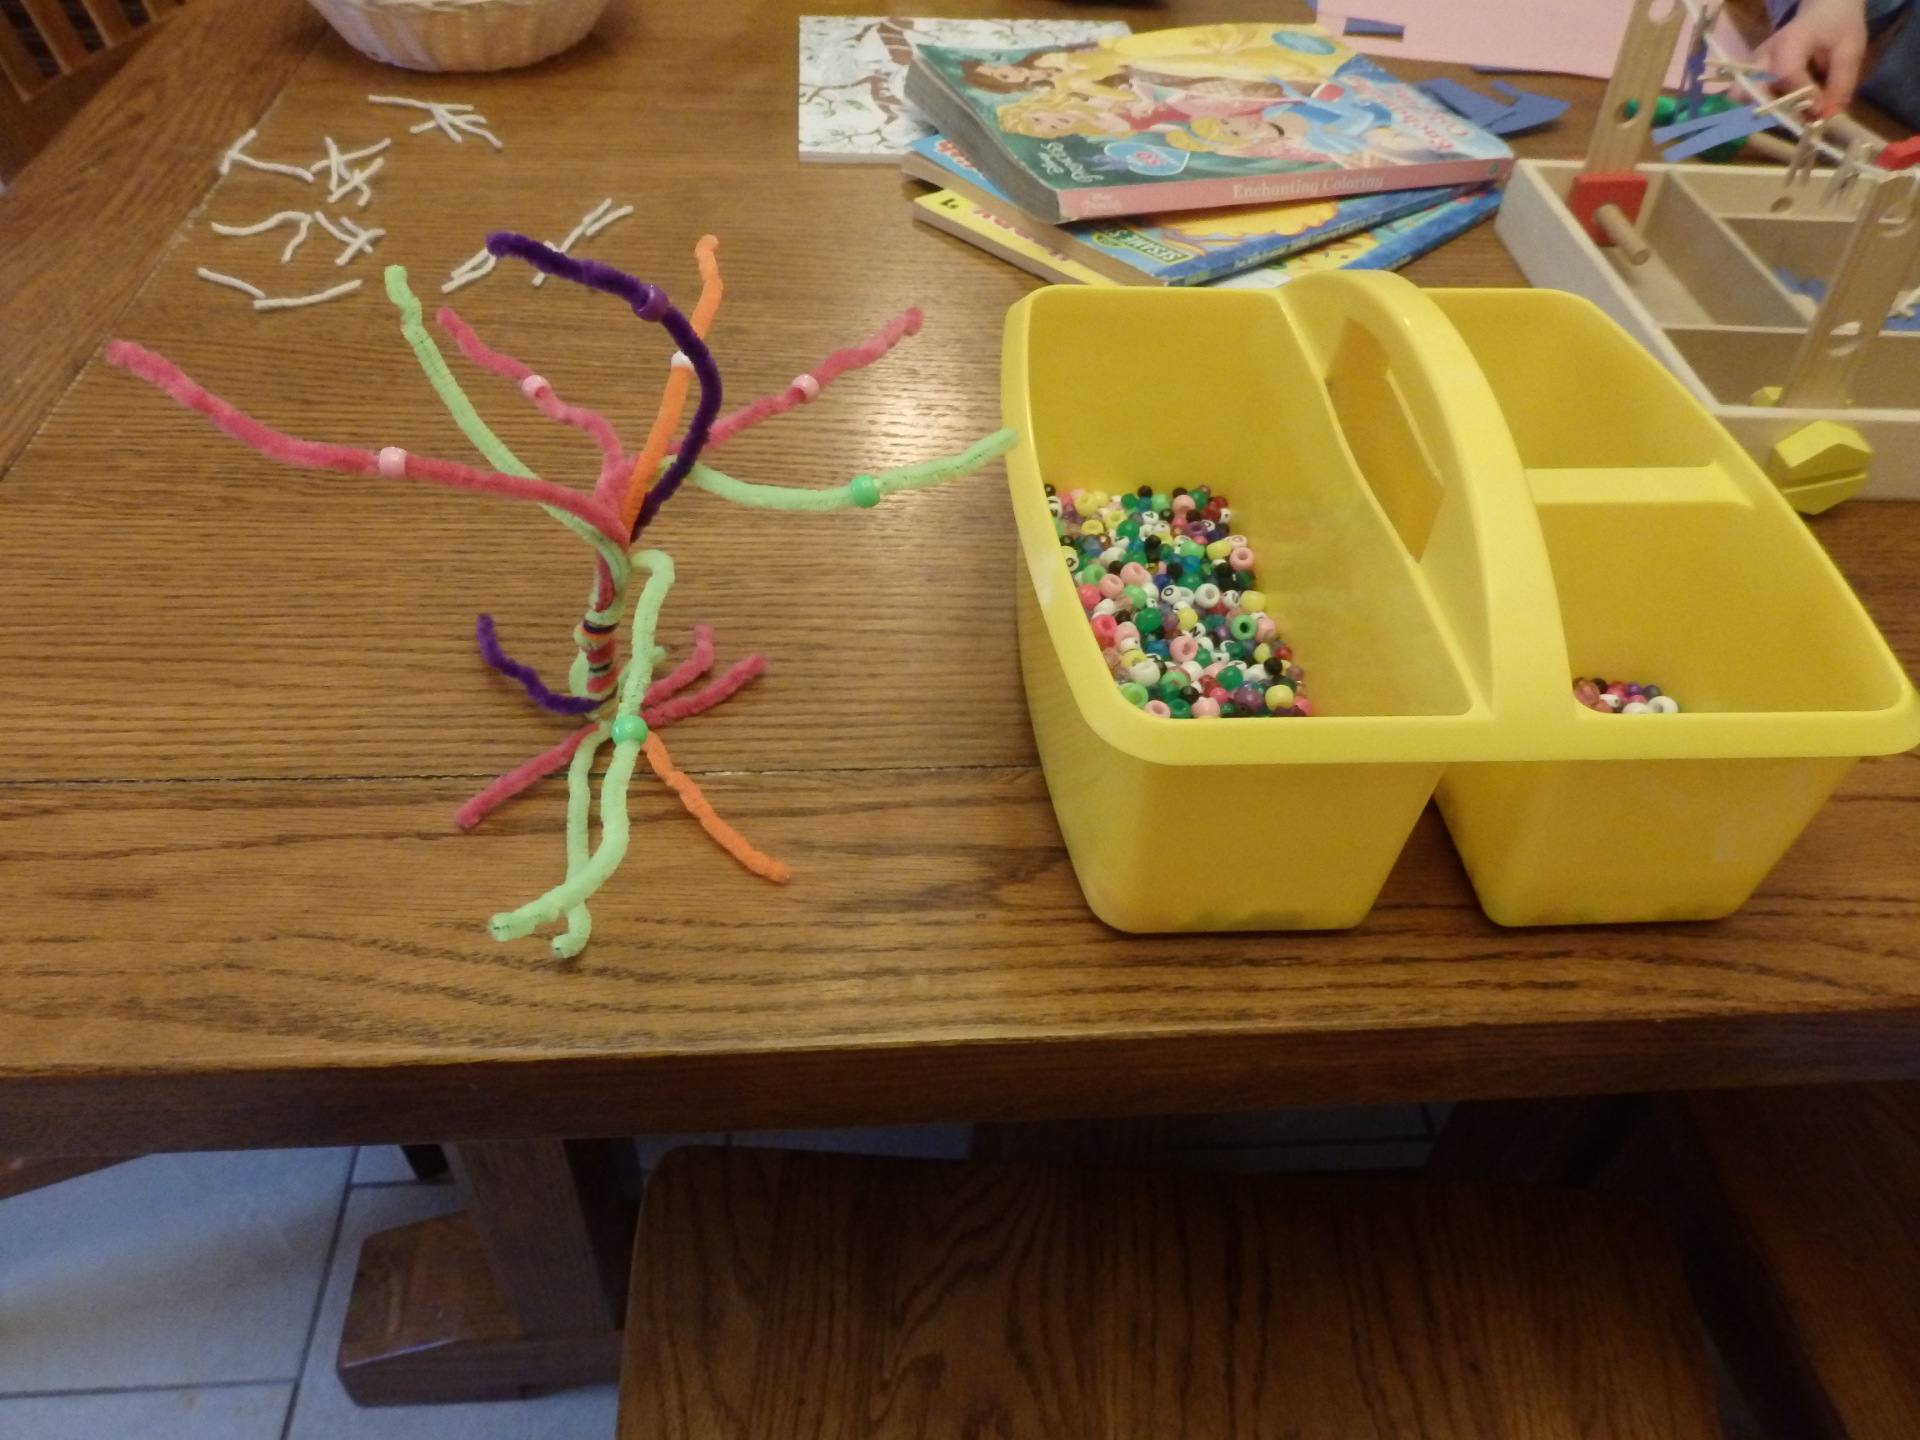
[1254,616,1278,644]
[1171,494,1196,516]
[1119,561,1151,587]
[1076,584,1102,610]
[1229,546,1256,571]
[1292,695,1314,716]
[1097,574,1125,599]
[1169,635,1199,663]
[1190,696,1221,718]
[1144,700,1172,718]
[1113,622,1141,648]
[377,445,407,479]
[1091,614,1119,645]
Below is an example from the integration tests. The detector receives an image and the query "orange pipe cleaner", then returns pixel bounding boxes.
[618,236,724,532]
[642,732,792,884]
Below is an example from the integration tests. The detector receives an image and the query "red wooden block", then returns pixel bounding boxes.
[1875,137,1920,172]
[1567,171,1650,245]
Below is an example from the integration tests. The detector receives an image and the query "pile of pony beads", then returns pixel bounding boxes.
[1054,481,1310,719]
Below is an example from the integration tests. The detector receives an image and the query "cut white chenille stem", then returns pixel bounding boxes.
[312,135,392,179]
[313,212,386,266]
[196,267,267,299]
[210,209,315,263]
[441,246,496,294]
[533,199,624,287]
[326,154,385,208]
[217,128,315,183]
[367,94,503,149]
[583,203,634,237]
[252,279,363,312]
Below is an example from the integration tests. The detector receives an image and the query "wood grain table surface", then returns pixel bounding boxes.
[2,0,1917,1157]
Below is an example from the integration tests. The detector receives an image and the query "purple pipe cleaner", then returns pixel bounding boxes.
[485,233,722,540]
[475,613,605,715]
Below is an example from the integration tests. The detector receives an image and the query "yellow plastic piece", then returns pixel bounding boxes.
[1002,274,1920,932]
[1779,472,1867,515]
[1750,385,1782,407]
[1765,419,1872,515]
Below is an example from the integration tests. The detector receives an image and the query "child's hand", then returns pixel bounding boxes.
[1754,0,1869,116]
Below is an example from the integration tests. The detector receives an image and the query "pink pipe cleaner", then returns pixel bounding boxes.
[456,723,598,830]
[644,654,764,726]
[643,623,716,706]
[104,341,624,541]
[435,308,629,499]
[695,309,922,454]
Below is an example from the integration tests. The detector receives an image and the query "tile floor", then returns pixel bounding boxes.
[0,1107,1443,1440]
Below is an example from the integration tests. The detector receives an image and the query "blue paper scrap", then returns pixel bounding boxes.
[1652,104,1775,162]
[1775,267,1920,331]
[1417,77,1569,136]
[1484,80,1571,134]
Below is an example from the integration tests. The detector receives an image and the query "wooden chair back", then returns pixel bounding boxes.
[0,0,183,181]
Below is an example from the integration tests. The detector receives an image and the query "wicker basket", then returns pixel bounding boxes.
[306,0,610,71]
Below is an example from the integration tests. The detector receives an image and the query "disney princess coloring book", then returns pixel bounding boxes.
[904,22,1513,223]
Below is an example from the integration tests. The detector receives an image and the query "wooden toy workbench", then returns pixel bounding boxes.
[1495,0,1920,511]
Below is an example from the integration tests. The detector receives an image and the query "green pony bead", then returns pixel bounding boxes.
[1119,682,1150,707]
[610,714,650,745]
[849,474,883,508]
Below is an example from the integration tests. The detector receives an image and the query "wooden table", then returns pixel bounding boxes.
[2,0,1916,1405]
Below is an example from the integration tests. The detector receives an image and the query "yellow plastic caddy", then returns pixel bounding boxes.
[1001,273,1920,932]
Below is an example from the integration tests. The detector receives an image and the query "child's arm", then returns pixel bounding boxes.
[1753,0,1870,116]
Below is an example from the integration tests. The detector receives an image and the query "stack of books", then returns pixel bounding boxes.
[901,21,1514,289]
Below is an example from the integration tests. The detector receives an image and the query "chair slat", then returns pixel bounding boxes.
[77,0,136,46]
[0,10,53,98]
[16,0,94,73]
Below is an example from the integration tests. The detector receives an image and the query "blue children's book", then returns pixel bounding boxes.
[903,21,1512,223]
[1210,185,1503,288]
[902,133,1465,286]
[911,182,1503,290]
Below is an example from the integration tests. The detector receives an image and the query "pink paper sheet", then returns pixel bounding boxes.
[1315,1,1751,85]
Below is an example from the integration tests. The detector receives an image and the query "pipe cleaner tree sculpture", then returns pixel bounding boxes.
[106,233,1016,957]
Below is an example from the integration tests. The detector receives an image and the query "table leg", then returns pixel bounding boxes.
[336,1139,632,1405]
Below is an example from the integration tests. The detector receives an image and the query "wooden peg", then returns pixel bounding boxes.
[1744,130,1798,164]
[1594,204,1653,263]
[1824,109,1888,160]
[1780,173,1920,409]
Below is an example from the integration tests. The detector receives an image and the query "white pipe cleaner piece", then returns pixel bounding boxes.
[196,267,267,299]
[252,279,364,312]
[313,212,386,266]
[441,245,497,295]
[367,95,503,149]
[217,128,315,183]
[531,199,633,287]
[210,209,314,263]
[313,137,391,208]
